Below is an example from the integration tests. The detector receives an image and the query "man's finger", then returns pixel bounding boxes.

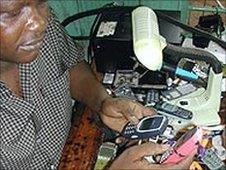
[128,142,170,159]
[130,101,156,118]
[142,107,157,117]
[121,104,140,124]
[115,136,126,144]
[122,102,154,123]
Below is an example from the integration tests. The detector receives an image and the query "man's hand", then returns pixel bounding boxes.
[110,142,196,170]
[100,97,156,132]
[69,62,155,132]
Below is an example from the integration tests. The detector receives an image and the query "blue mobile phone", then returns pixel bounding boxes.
[121,115,168,140]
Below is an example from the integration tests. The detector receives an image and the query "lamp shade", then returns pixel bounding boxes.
[132,6,166,71]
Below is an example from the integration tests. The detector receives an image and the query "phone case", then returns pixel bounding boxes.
[161,127,203,164]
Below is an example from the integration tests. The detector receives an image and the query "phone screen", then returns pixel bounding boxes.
[139,118,154,130]
[139,117,161,131]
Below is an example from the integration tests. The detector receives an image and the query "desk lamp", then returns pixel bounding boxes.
[132,6,223,130]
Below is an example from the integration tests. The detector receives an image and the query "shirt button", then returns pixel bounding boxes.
[39,88,45,97]
[50,164,56,170]
[36,138,42,144]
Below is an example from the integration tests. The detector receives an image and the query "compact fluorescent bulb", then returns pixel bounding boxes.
[132,6,166,71]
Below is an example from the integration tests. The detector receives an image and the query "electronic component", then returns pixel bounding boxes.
[113,69,167,89]
[113,70,139,87]
[102,73,115,85]
[145,89,160,106]
[134,93,146,103]
[161,62,199,81]
[212,135,226,161]
[121,115,168,140]
[154,101,193,120]
[198,147,225,170]
[193,14,225,48]
[113,83,137,101]
[161,83,197,100]
[162,126,174,139]
[94,142,118,170]
[160,127,203,164]
[92,8,168,89]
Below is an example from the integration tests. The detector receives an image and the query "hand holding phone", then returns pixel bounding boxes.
[121,115,168,140]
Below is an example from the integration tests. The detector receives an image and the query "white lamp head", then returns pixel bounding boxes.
[132,6,166,71]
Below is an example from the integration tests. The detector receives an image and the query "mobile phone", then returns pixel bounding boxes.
[160,127,203,164]
[94,142,118,170]
[121,115,168,140]
[161,83,197,100]
[198,147,225,170]
[154,101,193,120]
[145,89,160,106]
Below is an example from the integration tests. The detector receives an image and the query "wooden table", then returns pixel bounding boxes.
[58,105,102,170]
[59,92,226,170]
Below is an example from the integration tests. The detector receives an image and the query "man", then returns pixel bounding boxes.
[0,0,195,169]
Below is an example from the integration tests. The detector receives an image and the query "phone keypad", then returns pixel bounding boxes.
[177,84,197,95]
[156,102,193,120]
[124,124,136,135]
[201,149,225,170]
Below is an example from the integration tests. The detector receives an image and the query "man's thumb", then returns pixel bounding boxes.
[129,142,170,158]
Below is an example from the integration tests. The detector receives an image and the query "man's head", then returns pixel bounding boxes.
[0,0,49,63]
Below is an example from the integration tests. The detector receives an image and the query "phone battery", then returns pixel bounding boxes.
[102,73,115,84]
[145,90,160,106]
[161,83,197,100]
[154,101,193,120]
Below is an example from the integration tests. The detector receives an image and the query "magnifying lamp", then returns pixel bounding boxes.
[132,6,167,71]
[132,6,199,81]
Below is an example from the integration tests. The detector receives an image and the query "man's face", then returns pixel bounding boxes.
[0,0,49,63]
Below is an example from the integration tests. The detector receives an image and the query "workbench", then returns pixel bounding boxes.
[58,92,226,170]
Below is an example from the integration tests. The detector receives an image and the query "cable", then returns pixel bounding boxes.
[61,6,135,27]
[215,0,225,9]
[87,13,101,63]
[61,6,226,50]
[163,43,223,74]
[155,11,226,50]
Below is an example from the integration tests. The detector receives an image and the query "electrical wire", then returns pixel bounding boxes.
[155,11,226,49]
[215,0,225,9]
[61,5,226,50]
